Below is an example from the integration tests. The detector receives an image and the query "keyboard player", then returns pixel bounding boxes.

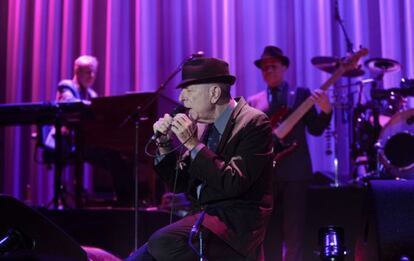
[43,55,133,207]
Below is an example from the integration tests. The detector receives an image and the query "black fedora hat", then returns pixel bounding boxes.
[254,46,290,68]
[177,57,236,88]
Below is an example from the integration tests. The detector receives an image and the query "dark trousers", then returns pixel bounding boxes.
[263,180,309,261]
[125,215,247,261]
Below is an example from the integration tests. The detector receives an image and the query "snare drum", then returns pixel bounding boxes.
[377,109,414,179]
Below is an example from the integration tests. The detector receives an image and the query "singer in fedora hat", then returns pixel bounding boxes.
[176,57,236,89]
[126,57,274,261]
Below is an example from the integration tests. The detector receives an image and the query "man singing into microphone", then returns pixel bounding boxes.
[126,57,274,261]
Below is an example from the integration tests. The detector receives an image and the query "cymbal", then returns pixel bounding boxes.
[311,56,365,78]
[311,56,339,73]
[364,58,400,74]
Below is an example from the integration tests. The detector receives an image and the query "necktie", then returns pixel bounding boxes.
[204,123,220,152]
[196,123,220,199]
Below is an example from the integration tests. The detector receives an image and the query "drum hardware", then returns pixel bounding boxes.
[324,123,333,155]
[334,78,375,89]
[376,109,414,180]
[352,155,371,182]
[351,75,414,182]
[325,0,411,183]
[310,14,410,184]
[349,77,381,175]
[351,170,381,184]
[352,58,408,177]
[401,78,414,89]
[311,56,365,78]
[371,86,414,99]
[351,103,380,179]
[364,58,401,93]
[350,75,397,181]
[311,50,369,185]
[330,72,412,183]
[364,57,401,75]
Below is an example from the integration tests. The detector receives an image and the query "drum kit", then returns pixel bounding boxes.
[312,55,414,181]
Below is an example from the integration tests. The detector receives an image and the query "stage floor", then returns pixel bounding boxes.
[36,185,365,260]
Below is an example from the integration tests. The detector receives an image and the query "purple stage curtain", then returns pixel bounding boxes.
[1,0,413,205]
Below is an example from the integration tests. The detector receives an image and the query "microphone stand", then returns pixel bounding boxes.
[333,0,356,186]
[334,0,354,54]
[120,52,201,251]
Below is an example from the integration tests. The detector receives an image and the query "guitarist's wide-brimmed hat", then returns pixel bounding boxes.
[254,46,290,68]
[177,57,236,88]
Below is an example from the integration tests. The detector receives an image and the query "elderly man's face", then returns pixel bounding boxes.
[179,83,215,122]
[75,64,97,88]
[260,58,286,89]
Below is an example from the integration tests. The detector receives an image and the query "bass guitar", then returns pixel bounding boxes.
[272,48,369,164]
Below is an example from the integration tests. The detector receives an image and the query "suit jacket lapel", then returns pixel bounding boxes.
[216,97,246,154]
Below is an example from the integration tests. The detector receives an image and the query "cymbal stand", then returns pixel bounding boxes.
[334,0,360,184]
[370,80,383,177]
[351,81,370,182]
[347,77,356,184]
[331,83,346,187]
[332,77,362,186]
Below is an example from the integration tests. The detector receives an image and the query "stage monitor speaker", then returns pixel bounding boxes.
[355,180,414,261]
[0,194,87,260]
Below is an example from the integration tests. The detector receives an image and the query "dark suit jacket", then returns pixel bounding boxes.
[154,97,274,257]
[248,85,332,181]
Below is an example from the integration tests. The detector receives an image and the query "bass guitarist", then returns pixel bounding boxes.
[247,46,332,261]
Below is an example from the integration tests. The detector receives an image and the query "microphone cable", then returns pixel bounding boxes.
[169,145,186,224]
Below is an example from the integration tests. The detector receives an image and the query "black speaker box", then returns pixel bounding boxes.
[0,195,87,260]
[355,180,414,261]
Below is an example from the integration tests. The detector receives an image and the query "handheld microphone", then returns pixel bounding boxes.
[150,105,187,141]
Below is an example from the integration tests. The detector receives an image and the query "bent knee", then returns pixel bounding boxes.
[147,231,186,259]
